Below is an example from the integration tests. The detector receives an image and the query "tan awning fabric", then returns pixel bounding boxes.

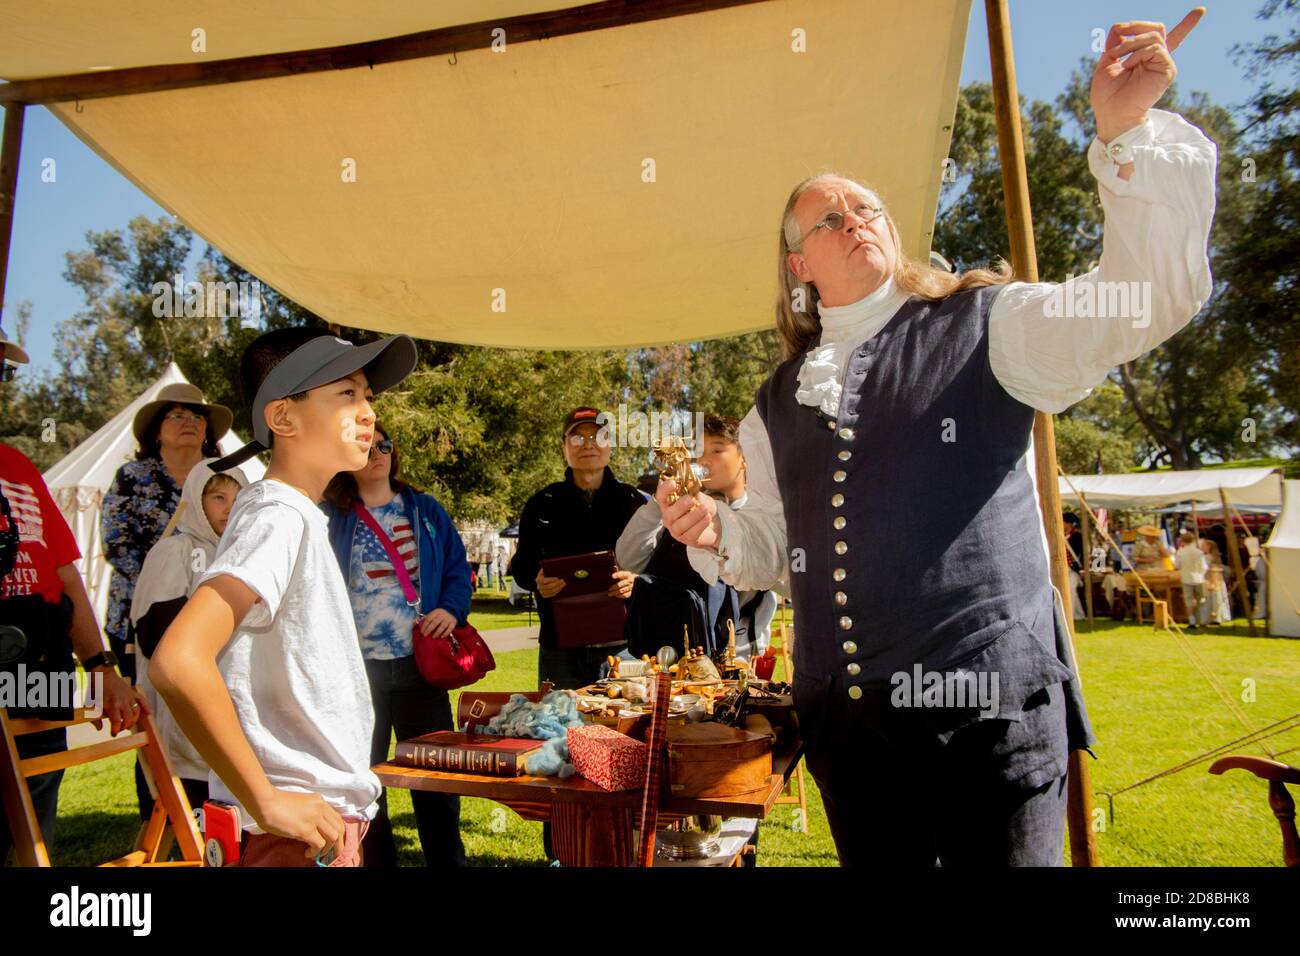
[1,0,972,348]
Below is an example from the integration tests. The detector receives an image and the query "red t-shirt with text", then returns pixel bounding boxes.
[0,443,80,604]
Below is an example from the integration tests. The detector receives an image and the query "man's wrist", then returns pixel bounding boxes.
[81,649,119,674]
[1096,111,1148,146]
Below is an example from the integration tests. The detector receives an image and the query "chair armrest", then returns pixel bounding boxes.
[1209,755,1300,785]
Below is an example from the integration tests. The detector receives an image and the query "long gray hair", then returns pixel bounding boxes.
[775,173,1013,359]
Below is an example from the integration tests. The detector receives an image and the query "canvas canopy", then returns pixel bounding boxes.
[0,0,970,349]
[41,362,265,629]
[1264,479,1300,638]
[1057,467,1284,512]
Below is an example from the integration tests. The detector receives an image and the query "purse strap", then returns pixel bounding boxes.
[353,501,419,607]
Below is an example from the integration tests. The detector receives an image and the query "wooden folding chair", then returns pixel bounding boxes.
[1209,755,1299,867]
[1,705,203,867]
[771,597,809,833]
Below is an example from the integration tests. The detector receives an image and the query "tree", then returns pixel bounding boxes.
[1220,0,1300,448]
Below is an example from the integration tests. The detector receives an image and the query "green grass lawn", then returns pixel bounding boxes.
[23,618,1298,867]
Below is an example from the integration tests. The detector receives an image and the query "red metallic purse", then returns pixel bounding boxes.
[353,503,495,689]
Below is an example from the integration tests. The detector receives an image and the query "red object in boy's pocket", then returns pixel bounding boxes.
[413,622,496,690]
[202,800,241,867]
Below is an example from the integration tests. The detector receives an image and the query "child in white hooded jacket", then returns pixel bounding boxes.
[131,458,248,810]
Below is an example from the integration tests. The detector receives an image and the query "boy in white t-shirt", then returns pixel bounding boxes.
[151,327,418,866]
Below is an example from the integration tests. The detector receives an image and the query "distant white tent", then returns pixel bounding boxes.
[41,362,264,628]
[1265,480,1300,638]
[1058,467,1284,511]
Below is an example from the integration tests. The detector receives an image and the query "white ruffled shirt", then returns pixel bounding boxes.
[689,108,1218,593]
[794,278,912,417]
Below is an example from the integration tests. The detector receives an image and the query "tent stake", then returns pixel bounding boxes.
[985,0,1100,866]
[0,102,26,329]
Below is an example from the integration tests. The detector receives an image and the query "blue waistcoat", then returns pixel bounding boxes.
[755,287,1095,761]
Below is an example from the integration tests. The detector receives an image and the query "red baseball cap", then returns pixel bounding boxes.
[562,406,602,437]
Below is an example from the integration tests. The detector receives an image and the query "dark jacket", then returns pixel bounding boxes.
[322,487,472,625]
[510,467,645,648]
[625,527,738,658]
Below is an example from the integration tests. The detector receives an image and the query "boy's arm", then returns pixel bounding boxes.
[149,575,345,859]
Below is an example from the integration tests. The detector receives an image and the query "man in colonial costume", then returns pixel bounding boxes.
[657,12,1213,865]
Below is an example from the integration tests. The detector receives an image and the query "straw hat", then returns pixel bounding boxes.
[132,383,232,443]
[1136,525,1162,538]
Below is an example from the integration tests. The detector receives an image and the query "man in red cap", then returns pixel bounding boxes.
[511,406,644,692]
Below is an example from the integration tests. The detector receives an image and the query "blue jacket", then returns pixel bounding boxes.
[322,487,472,624]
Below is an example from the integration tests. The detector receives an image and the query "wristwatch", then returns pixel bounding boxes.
[81,649,119,672]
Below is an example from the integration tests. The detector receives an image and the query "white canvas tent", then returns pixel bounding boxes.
[1265,480,1300,638]
[1059,466,1294,636]
[1058,467,1284,511]
[41,362,265,628]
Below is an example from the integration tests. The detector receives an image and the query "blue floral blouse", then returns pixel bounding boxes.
[101,458,182,659]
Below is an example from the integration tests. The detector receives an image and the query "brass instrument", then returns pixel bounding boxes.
[652,435,709,505]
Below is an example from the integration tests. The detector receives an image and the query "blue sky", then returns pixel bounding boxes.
[2,1,1282,377]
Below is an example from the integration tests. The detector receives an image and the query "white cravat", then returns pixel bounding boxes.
[794,277,912,417]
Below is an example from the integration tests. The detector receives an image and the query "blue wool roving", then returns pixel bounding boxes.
[482,691,585,777]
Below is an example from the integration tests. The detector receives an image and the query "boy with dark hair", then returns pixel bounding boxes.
[151,326,418,866]
[617,413,777,659]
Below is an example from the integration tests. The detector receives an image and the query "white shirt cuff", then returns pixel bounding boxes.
[1088,113,1158,185]
[685,503,740,584]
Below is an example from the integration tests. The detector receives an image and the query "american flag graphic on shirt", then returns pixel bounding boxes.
[349,498,422,660]
[0,478,47,547]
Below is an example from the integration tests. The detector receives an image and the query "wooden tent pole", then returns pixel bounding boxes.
[0,103,26,329]
[1080,494,1095,627]
[985,0,1099,866]
[1218,487,1256,635]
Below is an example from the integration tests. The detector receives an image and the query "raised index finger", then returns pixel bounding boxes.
[1166,7,1204,52]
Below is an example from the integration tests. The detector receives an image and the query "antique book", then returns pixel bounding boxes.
[392,731,543,776]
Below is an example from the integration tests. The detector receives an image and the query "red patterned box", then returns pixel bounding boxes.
[567,724,647,791]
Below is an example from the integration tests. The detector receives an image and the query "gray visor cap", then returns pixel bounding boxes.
[250,334,419,447]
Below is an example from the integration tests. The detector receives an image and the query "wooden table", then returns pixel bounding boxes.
[374,737,805,867]
[1123,569,1187,623]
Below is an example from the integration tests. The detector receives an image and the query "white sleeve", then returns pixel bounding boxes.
[685,406,790,592]
[615,500,664,573]
[990,108,1217,413]
[197,499,303,629]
